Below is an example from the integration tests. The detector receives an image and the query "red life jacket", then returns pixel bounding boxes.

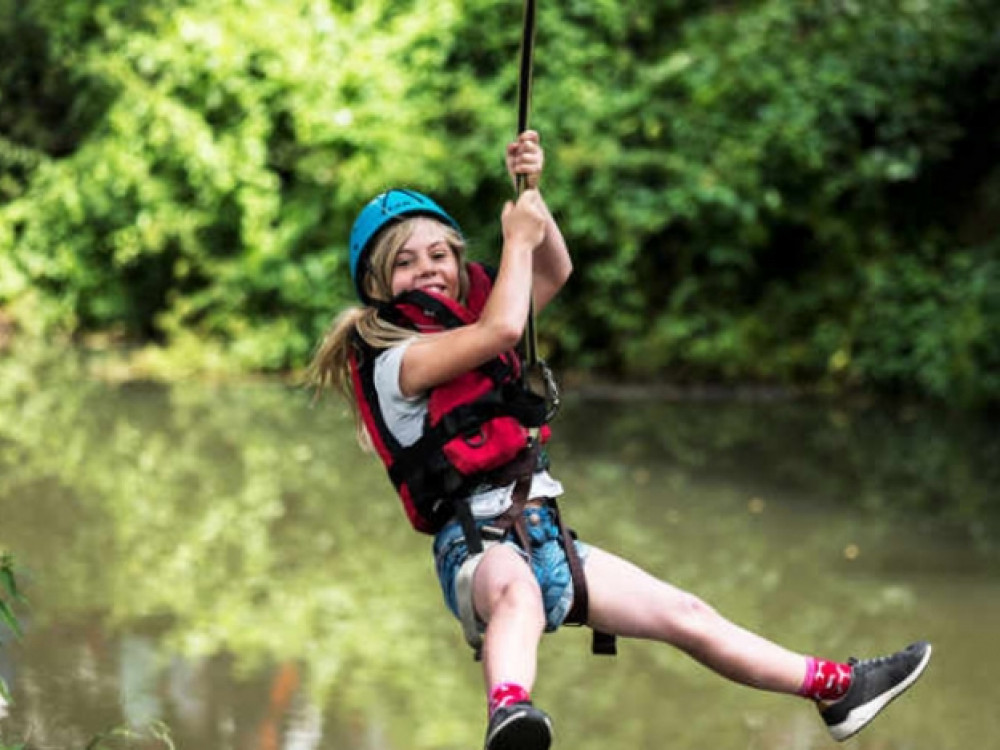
[349,262,551,534]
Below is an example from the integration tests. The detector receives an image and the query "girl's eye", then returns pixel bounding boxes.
[394,257,412,268]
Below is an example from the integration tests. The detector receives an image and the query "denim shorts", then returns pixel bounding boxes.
[432,503,590,633]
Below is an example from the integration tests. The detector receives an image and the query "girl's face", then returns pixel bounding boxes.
[389,218,461,299]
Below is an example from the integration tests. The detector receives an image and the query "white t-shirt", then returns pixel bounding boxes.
[372,340,564,519]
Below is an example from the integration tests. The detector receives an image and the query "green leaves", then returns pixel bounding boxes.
[0,554,24,639]
[0,553,24,723]
[1,0,998,402]
[0,557,17,601]
[0,601,19,640]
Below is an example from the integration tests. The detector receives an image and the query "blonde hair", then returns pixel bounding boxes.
[308,216,468,447]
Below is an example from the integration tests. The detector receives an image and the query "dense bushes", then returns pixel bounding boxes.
[1,0,998,403]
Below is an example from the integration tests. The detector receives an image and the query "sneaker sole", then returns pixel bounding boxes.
[486,710,553,750]
[828,643,933,742]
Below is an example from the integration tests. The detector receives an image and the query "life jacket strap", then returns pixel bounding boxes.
[387,393,548,502]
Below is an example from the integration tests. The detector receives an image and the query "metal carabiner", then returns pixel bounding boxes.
[535,358,561,422]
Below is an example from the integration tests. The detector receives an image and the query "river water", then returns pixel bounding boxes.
[0,350,998,750]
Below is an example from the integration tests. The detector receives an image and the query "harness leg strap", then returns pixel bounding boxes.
[549,498,617,656]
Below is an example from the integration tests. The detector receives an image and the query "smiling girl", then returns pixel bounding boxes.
[309,131,931,750]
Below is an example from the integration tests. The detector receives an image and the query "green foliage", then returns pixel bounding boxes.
[533,0,1000,399]
[0,553,24,644]
[1,0,999,403]
[848,244,1000,402]
[0,552,22,724]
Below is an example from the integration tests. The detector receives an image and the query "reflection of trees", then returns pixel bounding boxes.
[0,346,988,748]
[555,394,1000,553]
[0,345,481,746]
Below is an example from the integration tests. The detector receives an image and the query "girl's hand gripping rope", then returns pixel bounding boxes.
[501,188,547,256]
[506,130,544,192]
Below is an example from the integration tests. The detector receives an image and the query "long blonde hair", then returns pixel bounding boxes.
[308,217,469,446]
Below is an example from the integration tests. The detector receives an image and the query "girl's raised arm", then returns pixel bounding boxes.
[398,189,548,398]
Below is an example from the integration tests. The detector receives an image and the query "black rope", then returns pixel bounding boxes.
[516,0,537,192]
[516,0,540,372]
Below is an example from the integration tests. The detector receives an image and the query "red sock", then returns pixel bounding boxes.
[799,657,854,702]
[488,682,530,716]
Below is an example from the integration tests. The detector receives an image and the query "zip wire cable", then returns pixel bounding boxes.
[514,0,560,420]
[516,0,539,370]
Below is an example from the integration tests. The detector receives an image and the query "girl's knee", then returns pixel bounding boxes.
[485,575,543,625]
[664,592,722,646]
[495,575,542,609]
[475,550,543,623]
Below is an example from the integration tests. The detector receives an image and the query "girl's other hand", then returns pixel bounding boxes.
[502,188,546,252]
[506,130,543,189]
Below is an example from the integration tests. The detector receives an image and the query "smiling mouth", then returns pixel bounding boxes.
[418,284,448,294]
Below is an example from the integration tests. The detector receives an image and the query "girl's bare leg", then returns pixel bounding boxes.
[473,544,546,691]
[584,546,807,693]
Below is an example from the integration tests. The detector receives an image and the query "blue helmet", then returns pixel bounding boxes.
[349,189,462,302]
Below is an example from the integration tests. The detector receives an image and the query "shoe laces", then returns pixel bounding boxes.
[847,651,901,673]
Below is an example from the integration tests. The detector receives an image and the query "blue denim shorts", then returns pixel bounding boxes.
[432,503,590,633]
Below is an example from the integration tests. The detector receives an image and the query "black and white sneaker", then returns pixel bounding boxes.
[485,700,553,750]
[821,641,932,741]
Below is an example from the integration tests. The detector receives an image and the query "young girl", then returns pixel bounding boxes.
[310,131,931,750]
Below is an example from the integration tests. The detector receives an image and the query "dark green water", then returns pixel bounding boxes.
[1,349,998,749]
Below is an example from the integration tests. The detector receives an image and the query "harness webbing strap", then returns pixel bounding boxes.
[591,626,619,656]
[456,440,616,660]
[484,443,539,550]
[455,500,483,556]
[551,498,586,624]
[549,498,617,656]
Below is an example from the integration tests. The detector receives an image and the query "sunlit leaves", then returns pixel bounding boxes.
[1,0,998,401]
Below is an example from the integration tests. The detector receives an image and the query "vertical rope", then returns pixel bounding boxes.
[516,0,539,369]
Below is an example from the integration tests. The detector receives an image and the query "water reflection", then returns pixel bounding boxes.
[0,345,997,749]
